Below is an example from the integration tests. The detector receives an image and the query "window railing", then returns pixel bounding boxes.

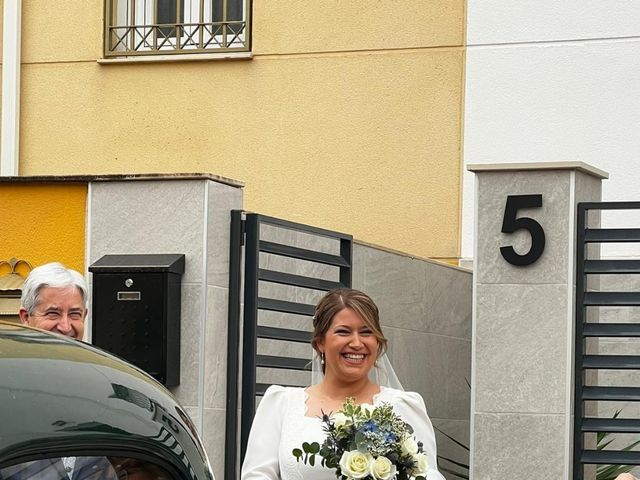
[104,0,251,57]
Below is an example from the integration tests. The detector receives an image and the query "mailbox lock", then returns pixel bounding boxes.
[125,278,134,287]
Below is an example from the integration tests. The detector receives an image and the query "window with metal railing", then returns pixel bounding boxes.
[104,0,251,57]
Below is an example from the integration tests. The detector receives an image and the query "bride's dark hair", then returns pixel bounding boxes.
[311,288,388,372]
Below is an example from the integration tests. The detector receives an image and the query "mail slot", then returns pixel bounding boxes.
[89,254,185,386]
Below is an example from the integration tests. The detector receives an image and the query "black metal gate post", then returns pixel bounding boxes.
[240,213,260,462]
[224,210,244,480]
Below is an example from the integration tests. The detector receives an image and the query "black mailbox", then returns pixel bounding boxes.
[89,254,185,387]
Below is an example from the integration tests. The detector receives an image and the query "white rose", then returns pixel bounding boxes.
[339,450,374,479]
[401,436,418,456]
[411,452,429,477]
[333,412,351,428]
[370,456,397,480]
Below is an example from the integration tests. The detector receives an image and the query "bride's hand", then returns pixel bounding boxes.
[615,474,637,480]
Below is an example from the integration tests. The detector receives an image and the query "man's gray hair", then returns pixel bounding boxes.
[21,262,88,314]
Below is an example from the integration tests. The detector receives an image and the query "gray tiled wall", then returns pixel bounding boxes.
[353,243,472,479]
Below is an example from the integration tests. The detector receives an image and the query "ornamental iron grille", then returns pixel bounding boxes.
[104,0,251,57]
[225,211,352,480]
[574,202,640,479]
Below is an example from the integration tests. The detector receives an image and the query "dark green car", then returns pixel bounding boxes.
[0,321,214,480]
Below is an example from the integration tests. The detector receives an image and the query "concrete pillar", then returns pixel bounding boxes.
[468,162,607,479]
[87,174,244,480]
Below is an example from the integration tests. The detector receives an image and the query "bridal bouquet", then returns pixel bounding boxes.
[293,398,428,480]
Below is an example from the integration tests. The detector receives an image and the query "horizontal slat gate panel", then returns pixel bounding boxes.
[584,228,640,243]
[582,386,640,401]
[259,240,350,267]
[256,354,311,371]
[575,203,640,476]
[258,268,343,291]
[582,450,640,465]
[584,259,640,274]
[583,355,640,370]
[582,418,640,433]
[257,297,315,316]
[236,212,352,480]
[584,292,640,306]
[583,323,640,337]
[256,326,311,343]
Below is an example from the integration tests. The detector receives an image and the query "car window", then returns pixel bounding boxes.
[0,456,173,480]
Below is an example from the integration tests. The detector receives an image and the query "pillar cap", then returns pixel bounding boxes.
[467,161,608,179]
[0,172,245,188]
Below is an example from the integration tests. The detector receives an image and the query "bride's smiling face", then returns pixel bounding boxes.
[318,307,379,382]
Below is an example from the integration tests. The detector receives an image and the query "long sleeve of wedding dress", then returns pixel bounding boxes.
[241,385,287,480]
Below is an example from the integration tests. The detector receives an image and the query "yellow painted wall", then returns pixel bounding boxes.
[0,184,87,271]
[17,0,465,260]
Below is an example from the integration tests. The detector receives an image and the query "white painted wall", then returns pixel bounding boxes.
[463,2,640,261]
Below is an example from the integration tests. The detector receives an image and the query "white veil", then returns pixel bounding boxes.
[310,351,404,390]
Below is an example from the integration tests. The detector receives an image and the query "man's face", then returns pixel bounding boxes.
[19,286,87,340]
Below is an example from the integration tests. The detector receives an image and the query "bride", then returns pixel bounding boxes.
[241,288,446,479]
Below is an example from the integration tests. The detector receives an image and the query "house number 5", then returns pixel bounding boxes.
[500,194,546,266]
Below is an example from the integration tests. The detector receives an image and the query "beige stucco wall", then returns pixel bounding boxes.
[16,0,465,260]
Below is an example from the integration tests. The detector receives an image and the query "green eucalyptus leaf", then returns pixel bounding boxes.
[354,431,370,452]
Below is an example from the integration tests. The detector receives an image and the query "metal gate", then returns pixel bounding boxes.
[574,202,640,478]
[224,211,353,480]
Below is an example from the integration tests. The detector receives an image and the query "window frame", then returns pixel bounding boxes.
[103,0,252,58]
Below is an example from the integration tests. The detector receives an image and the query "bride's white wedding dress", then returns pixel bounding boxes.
[241,385,446,480]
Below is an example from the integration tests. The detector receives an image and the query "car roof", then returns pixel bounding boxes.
[0,321,212,480]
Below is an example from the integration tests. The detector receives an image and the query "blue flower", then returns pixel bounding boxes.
[384,432,397,443]
[361,420,379,434]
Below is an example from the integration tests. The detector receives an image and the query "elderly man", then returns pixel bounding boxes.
[18,262,88,340]
[5,263,119,480]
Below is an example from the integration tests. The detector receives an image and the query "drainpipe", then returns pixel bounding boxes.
[1,0,22,176]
